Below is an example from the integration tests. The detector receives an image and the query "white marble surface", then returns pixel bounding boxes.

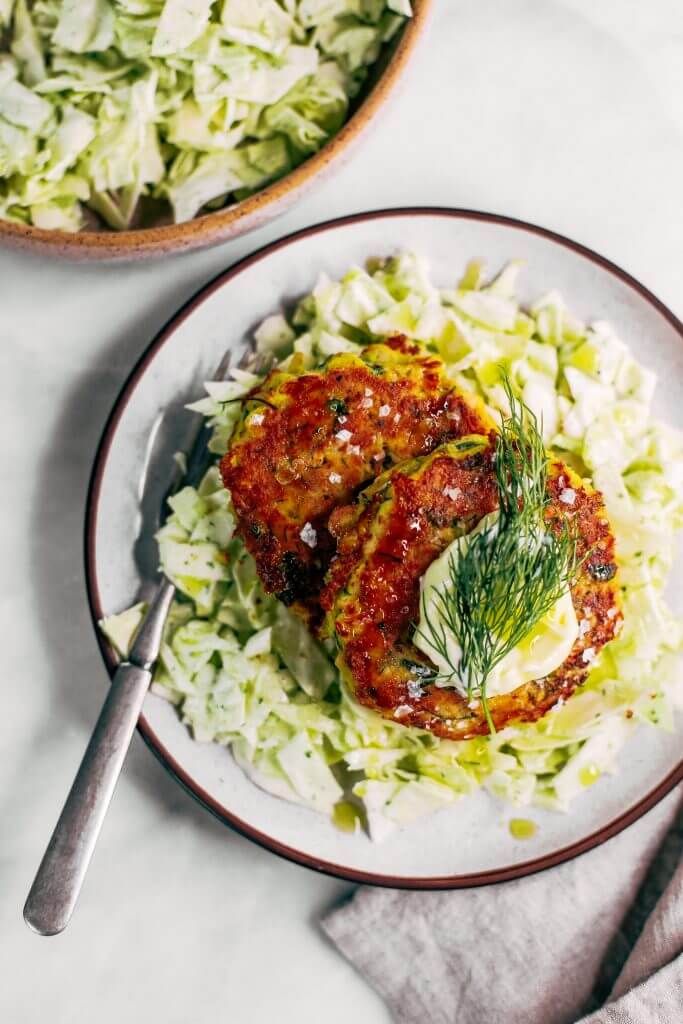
[2,2,681,1022]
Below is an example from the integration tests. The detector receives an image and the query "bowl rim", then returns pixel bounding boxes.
[84,206,683,889]
[0,1,432,259]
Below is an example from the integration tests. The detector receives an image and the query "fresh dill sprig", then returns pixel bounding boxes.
[418,379,578,733]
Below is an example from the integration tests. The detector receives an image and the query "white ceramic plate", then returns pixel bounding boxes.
[86,209,683,887]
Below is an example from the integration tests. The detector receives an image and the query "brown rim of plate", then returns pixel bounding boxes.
[0,2,432,261]
[84,207,683,889]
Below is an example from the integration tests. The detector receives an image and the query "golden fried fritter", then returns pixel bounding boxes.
[221,336,493,618]
[321,445,621,739]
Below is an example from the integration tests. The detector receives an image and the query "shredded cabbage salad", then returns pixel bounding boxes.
[0,0,410,231]
[101,252,683,841]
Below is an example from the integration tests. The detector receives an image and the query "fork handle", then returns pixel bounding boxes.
[23,662,151,936]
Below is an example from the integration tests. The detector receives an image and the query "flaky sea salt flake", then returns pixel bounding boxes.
[299,522,317,548]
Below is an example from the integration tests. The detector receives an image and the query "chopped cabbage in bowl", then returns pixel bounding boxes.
[0,0,411,231]
[101,252,683,841]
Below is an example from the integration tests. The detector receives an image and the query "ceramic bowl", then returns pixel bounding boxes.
[0,2,431,262]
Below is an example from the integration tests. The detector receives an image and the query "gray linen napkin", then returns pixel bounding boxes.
[323,789,682,1024]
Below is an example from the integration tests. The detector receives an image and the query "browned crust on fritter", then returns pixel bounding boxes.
[220,337,493,619]
[323,452,622,738]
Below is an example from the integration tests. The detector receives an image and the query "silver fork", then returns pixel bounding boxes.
[24,345,270,936]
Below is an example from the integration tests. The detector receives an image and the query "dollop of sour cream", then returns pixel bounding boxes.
[414,516,579,699]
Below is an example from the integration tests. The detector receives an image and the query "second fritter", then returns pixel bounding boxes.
[320,440,621,739]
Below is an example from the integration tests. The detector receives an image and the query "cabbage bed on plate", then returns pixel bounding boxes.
[102,252,683,841]
[0,0,411,231]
